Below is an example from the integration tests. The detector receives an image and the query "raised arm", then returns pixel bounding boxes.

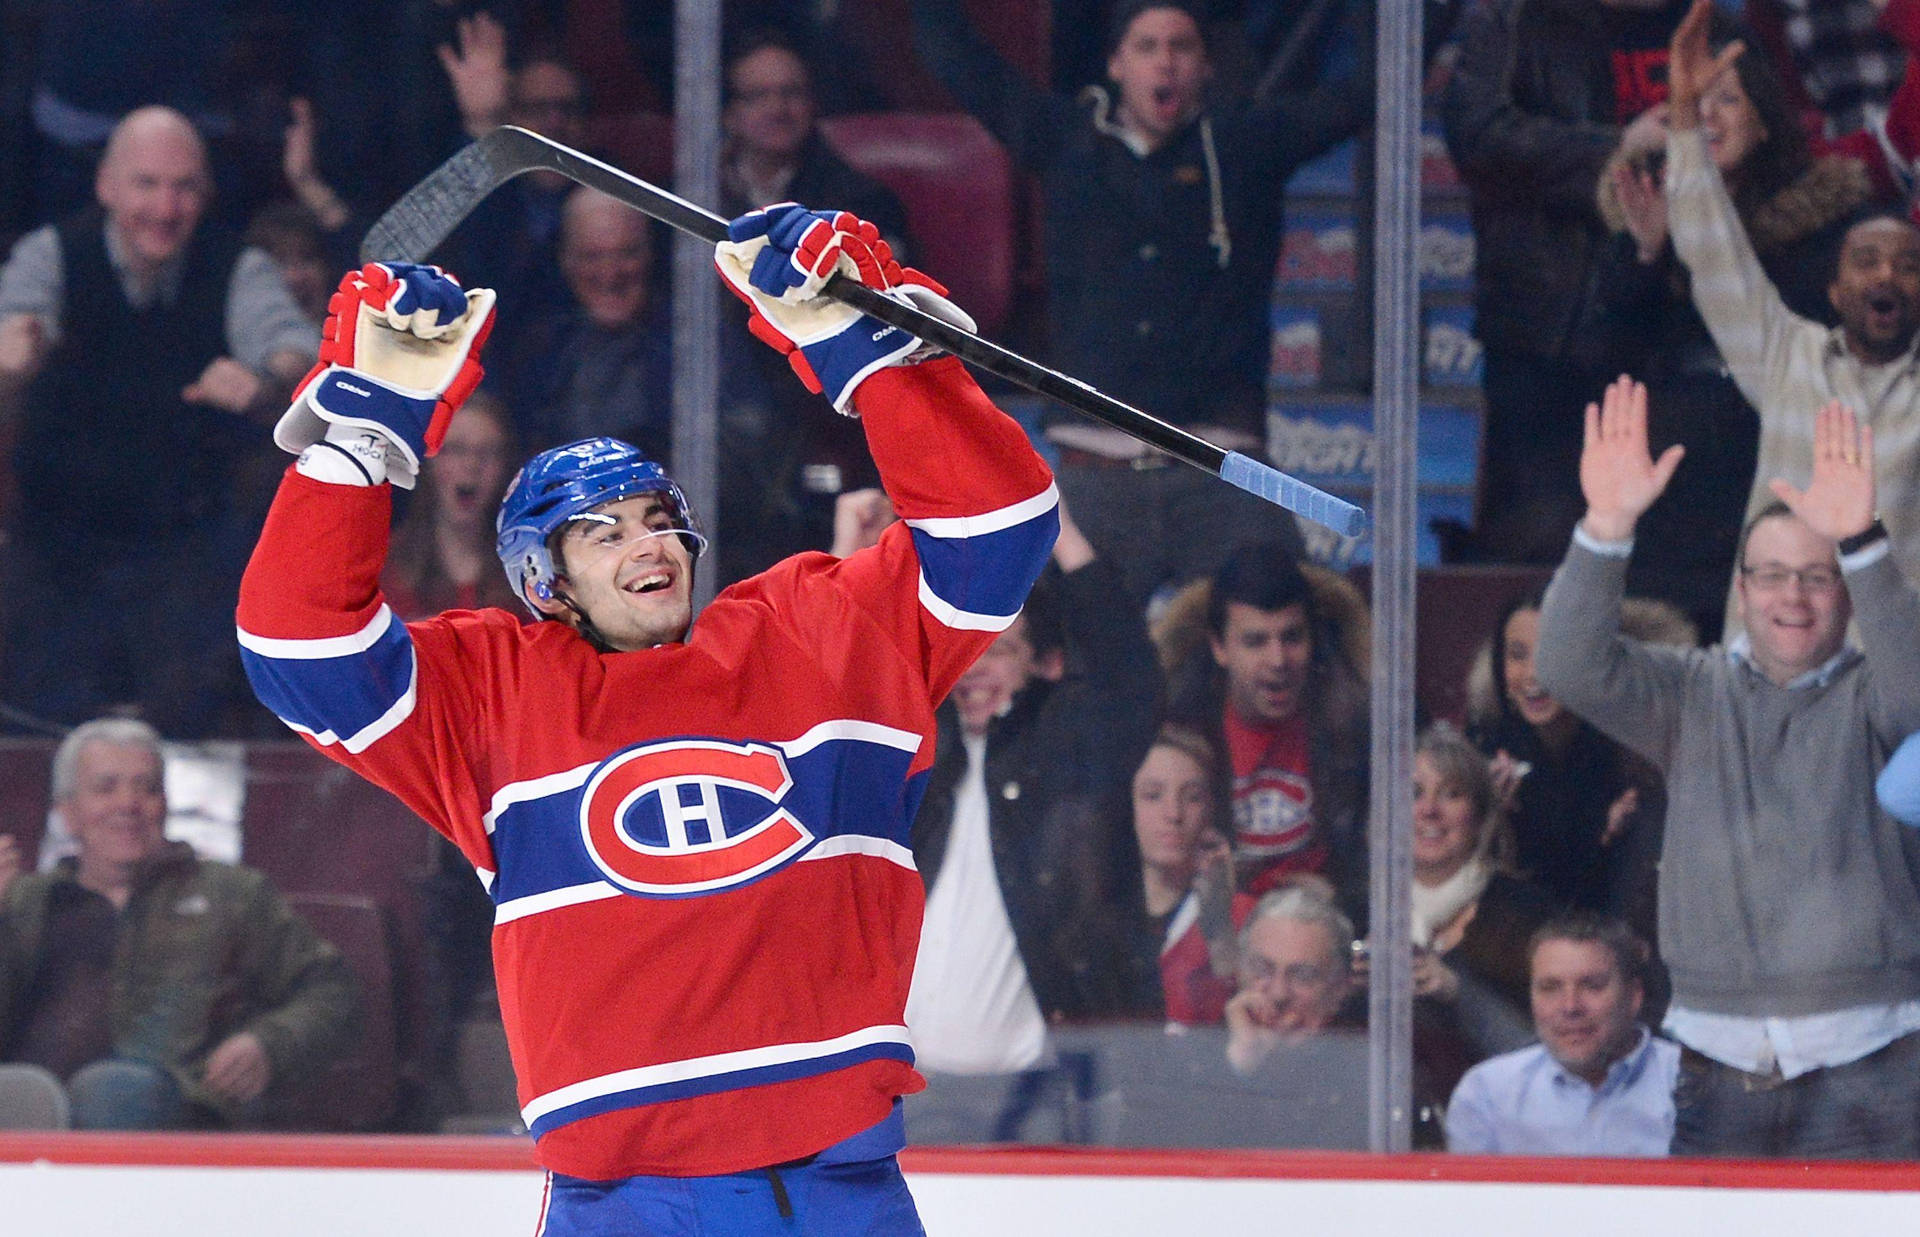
[236,264,501,843]
[910,0,1073,171]
[1535,377,1692,767]
[713,204,1058,699]
[1772,402,1920,740]
[1663,0,1805,410]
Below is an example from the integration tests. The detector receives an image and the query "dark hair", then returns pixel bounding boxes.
[1722,43,1811,213]
[1486,584,1551,732]
[1105,0,1209,57]
[1840,208,1920,253]
[244,199,324,261]
[1527,911,1648,989]
[724,26,813,99]
[1205,540,1316,637]
[1021,570,1065,658]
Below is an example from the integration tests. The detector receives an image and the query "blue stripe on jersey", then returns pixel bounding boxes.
[525,1035,916,1139]
[237,608,417,754]
[488,733,923,908]
[906,488,1058,628]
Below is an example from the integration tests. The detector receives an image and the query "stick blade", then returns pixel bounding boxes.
[1220,451,1368,536]
[360,130,543,264]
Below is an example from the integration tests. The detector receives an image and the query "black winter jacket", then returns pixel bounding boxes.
[912,0,1370,436]
[1441,0,1736,363]
[910,558,1164,1022]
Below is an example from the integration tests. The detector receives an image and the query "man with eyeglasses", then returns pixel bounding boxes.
[1537,377,1920,1158]
[1109,885,1367,1150]
[1224,887,1363,1073]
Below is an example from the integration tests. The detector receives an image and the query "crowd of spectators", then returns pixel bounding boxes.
[4,0,1920,1163]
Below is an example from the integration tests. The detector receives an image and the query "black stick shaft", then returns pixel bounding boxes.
[363,127,1366,534]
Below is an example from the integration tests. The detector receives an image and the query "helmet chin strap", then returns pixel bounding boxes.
[547,574,698,654]
[543,579,619,654]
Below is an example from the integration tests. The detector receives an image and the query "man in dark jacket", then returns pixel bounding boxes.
[717,28,918,583]
[912,0,1348,604]
[0,107,317,737]
[905,506,1162,1143]
[1442,0,1736,563]
[0,718,358,1129]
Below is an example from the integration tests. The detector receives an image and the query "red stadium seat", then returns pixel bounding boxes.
[818,112,1016,336]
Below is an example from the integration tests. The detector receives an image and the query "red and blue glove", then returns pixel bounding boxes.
[715,203,974,414]
[276,262,497,488]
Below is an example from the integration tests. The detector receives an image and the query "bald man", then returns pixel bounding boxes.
[0,106,318,737]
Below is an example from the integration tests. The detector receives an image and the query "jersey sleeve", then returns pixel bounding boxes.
[813,356,1058,705]
[234,467,497,866]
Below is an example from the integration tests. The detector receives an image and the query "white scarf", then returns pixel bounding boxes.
[1411,857,1492,949]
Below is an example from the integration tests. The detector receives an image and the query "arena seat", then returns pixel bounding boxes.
[818,112,1017,336]
[583,110,675,190]
[277,893,401,1133]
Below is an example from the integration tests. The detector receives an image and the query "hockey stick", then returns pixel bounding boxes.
[363,126,1368,536]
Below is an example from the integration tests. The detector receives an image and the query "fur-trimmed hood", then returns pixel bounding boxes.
[1598,147,1874,254]
[1153,562,1371,687]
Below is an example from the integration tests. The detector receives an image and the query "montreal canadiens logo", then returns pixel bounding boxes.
[578,739,814,896]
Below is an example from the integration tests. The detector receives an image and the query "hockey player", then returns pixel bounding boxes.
[234,206,1059,1234]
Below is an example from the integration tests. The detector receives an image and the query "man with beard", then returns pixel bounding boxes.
[1663,0,1920,624]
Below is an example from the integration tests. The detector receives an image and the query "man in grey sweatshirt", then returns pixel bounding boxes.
[1536,377,1920,1158]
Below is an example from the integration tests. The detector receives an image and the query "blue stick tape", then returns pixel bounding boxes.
[1219,451,1369,537]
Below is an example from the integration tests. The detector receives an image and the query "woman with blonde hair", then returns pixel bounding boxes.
[1406,723,1553,1138]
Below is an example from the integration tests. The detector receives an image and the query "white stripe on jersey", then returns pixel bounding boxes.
[495,880,622,925]
[778,719,922,759]
[279,664,420,754]
[916,572,1022,632]
[235,604,397,659]
[797,835,917,869]
[903,482,1059,538]
[520,1023,913,1128]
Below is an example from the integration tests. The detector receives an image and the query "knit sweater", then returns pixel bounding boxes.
[1536,535,1920,1016]
[1665,127,1920,632]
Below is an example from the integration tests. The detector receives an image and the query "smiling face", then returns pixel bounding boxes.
[1412,751,1482,884]
[542,493,695,650]
[1132,741,1215,875]
[1531,938,1643,1084]
[1700,64,1767,175]
[1735,514,1851,685]
[1211,602,1312,725]
[95,109,210,276]
[952,616,1040,736]
[1500,607,1565,730]
[65,740,168,886]
[1238,914,1351,1036]
[1830,217,1920,364]
[1106,6,1210,149]
[560,190,653,330]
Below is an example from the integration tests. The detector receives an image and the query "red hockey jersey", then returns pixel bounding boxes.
[236,358,1058,1179]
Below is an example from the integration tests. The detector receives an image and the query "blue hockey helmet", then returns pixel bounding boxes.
[496,437,707,615]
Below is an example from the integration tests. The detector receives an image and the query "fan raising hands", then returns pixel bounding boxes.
[1578,375,1685,543]
[1768,402,1877,544]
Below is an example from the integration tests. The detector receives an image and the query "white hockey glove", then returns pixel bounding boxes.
[715,203,974,415]
[278,262,496,488]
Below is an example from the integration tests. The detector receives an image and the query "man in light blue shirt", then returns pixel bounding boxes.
[1447,913,1679,1156]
